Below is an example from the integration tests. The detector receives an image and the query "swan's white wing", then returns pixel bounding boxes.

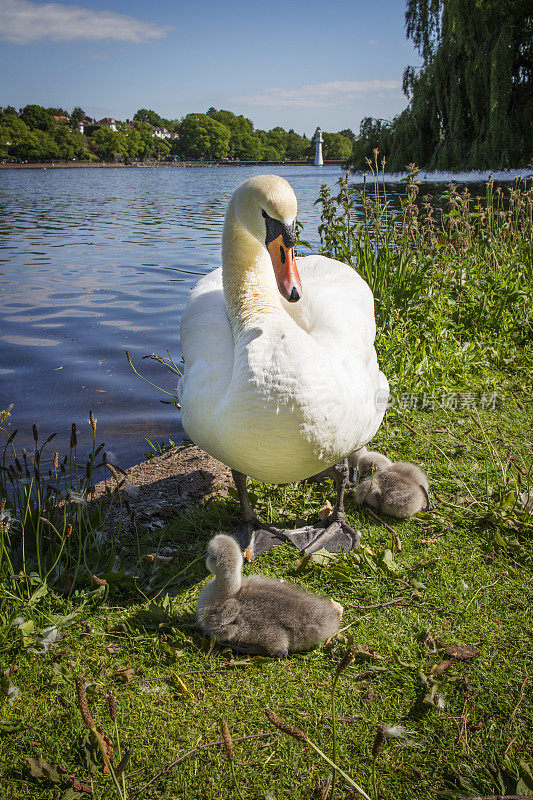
[180,268,231,372]
[178,268,234,453]
[285,255,377,362]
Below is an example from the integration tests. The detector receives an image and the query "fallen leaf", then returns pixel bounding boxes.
[444,643,480,661]
[379,548,401,577]
[114,668,134,683]
[170,672,194,697]
[25,756,61,783]
[352,643,383,662]
[68,776,93,794]
[431,660,453,677]
[95,726,114,773]
[27,626,61,655]
[105,643,120,655]
[7,683,21,703]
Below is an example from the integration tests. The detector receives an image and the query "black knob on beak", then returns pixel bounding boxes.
[288,287,300,303]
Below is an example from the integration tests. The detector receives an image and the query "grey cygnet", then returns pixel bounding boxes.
[196,534,343,658]
[352,450,433,519]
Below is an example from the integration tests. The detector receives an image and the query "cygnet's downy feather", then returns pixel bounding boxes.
[352,451,433,519]
[196,534,342,657]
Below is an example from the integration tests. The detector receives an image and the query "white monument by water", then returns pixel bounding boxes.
[314,127,324,166]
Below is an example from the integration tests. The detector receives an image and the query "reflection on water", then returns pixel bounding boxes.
[0,164,530,467]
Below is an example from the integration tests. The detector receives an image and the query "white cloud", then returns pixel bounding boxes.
[228,80,402,109]
[0,0,170,44]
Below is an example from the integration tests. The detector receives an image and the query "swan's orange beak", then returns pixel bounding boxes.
[267,235,302,303]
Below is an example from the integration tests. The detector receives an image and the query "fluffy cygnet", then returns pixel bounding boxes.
[352,450,433,519]
[196,534,343,657]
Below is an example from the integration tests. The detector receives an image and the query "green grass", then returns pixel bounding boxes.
[1,398,532,800]
[1,171,532,799]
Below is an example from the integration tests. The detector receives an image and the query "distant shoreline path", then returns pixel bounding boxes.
[0,159,344,170]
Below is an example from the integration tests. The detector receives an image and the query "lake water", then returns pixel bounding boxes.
[0,164,530,468]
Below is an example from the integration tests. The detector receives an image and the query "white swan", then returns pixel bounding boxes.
[179,175,388,557]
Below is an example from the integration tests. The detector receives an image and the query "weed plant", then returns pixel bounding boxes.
[313,153,532,400]
[0,409,132,612]
[0,163,532,800]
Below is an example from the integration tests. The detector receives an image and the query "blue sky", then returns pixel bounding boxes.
[0,0,422,135]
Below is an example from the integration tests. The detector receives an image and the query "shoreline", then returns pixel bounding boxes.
[0,159,342,170]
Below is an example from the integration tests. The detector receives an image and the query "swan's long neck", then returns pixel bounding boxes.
[213,563,242,598]
[222,199,284,335]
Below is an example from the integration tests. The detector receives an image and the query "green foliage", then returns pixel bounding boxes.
[144,438,176,460]
[322,131,353,160]
[348,1,532,170]
[2,102,350,164]
[90,127,127,161]
[69,107,85,125]
[314,162,532,401]
[19,104,55,132]
[173,113,231,159]
[133,107,164,128]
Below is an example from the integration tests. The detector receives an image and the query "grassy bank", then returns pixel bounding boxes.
[1,163,532,800]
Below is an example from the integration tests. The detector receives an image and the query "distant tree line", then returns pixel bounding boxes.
[0,104,354,163]
[348,0,532,171]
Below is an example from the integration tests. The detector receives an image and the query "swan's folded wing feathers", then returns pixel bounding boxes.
[285,255,377,361]
[180,268,232,371]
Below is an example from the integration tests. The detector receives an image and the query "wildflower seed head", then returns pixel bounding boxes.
[335,646,355,681]
[0,404,13,424]
[265,708,308,742]
[70,423,77,449]
[372,723,386,759]
[220,719,235,760]
[107,464,120,482]
[75,677,95,729]
[89,411,97,432]
[32,424,38,443]
[107,692,117,721]
[53,452,59,470]
[65,524,72,539]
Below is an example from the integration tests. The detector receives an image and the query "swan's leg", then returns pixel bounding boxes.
[231,463,360,560]
[274,459,360,555]
[231,470,283,559]
[294,459,361,555]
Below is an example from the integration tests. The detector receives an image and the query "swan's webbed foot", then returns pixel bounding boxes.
[230,462,360,560]
[279,511,360,555]
[233,517,287,560]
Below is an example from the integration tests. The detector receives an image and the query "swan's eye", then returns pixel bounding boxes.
[262,209,297,249]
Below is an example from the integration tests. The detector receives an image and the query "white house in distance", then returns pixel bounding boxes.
[74,115,176,140]
[152,126,174,139]
[77,116,95,134]
[97,117,118,131]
